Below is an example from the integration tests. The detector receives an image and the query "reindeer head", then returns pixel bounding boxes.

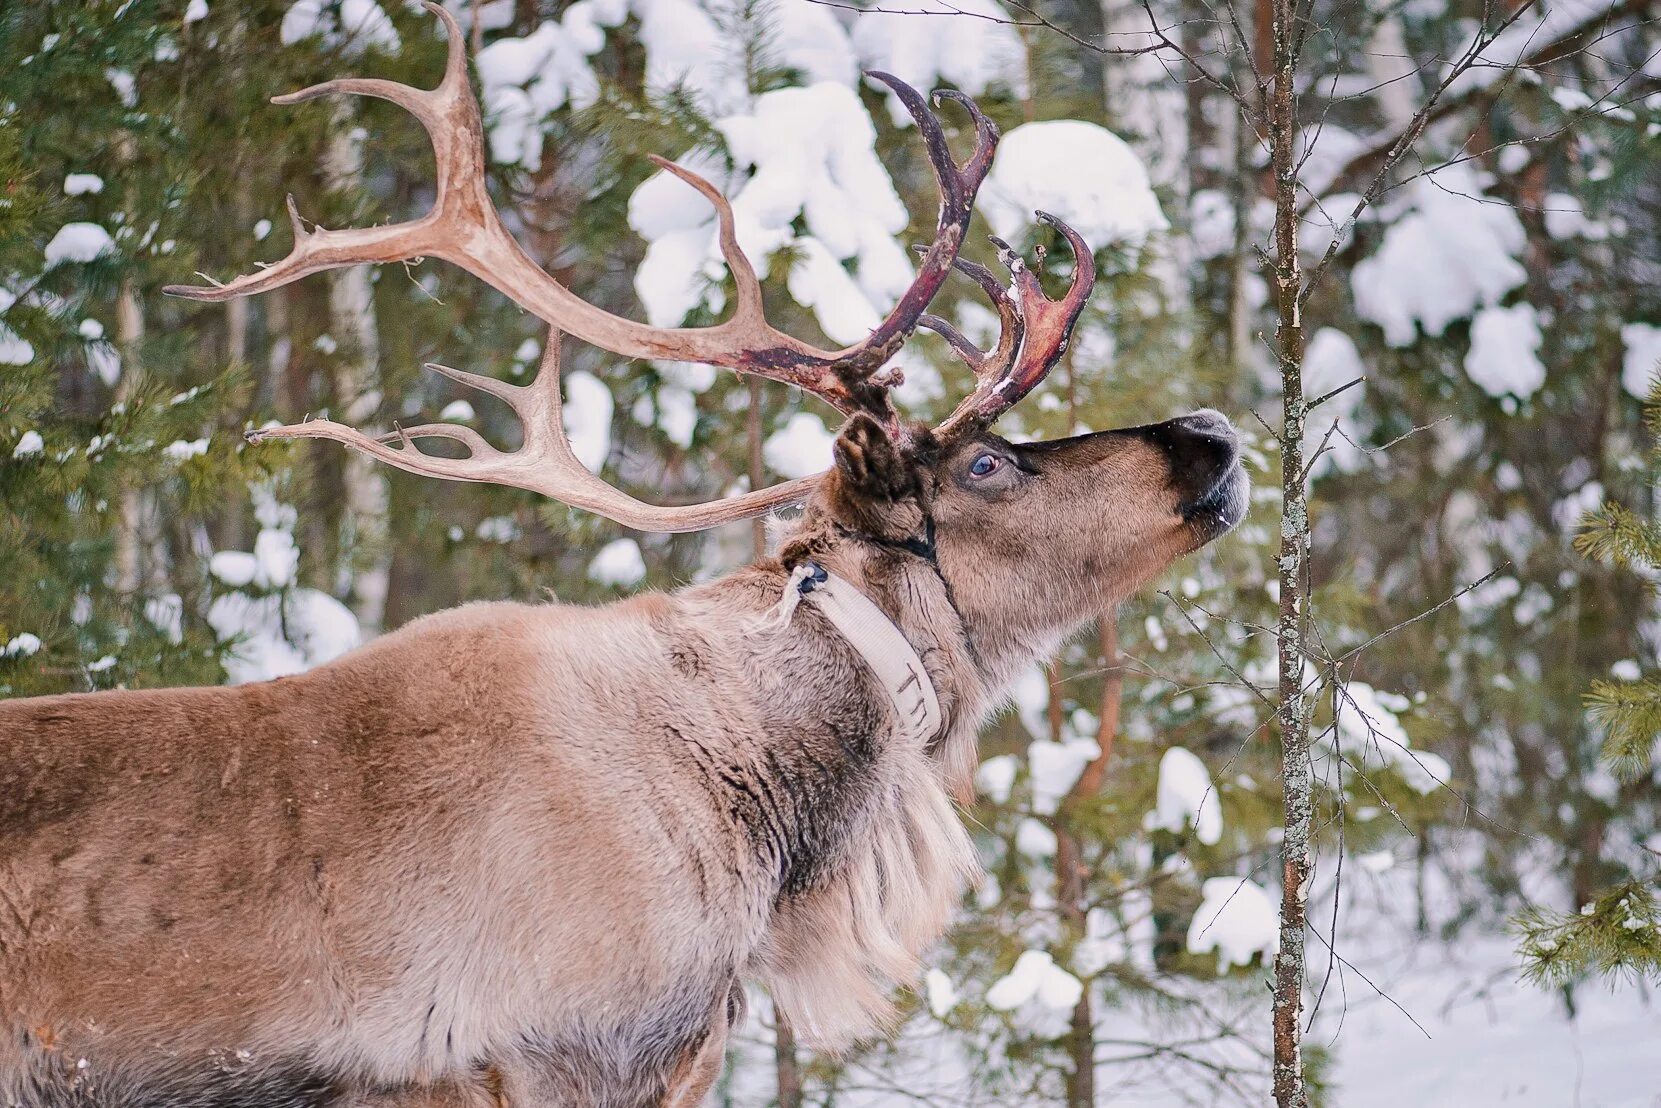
[166,3,1245,666]
[803,218,1244,682]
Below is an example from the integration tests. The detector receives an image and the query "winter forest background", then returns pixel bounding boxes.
[2,0,1659,1103]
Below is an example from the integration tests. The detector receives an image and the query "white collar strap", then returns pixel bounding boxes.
[773,561,943,746]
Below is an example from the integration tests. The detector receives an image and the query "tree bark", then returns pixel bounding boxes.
[322,102,391,632]
[1267,2,1312,1105]
[774,1016,801,1108]
[115,275,148,596]
[748,379,767,561]
[1056,618,1121,1108]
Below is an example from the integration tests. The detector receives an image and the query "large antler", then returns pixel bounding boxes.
[165,2,996,531]
[249,331,817,532]
[921,213,1096,438]
[164,3,994,418]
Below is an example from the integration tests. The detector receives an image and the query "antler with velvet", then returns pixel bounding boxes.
[167,2,1092,532]
[920,215,1096,439]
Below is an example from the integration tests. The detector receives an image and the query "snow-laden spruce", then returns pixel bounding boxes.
[1186,876,1279,972]
[588,538,647,587]
[280,0,400,56]
[1145,746,1223,845]
[206,486,361,685]
[1351,164,1525,347]
[629,82,913,346]
[1465,303,1546,400]
[981,120,1168,248]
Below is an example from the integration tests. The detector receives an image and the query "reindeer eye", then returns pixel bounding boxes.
[968,453,1002,478]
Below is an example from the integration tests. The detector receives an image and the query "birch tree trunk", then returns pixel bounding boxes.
[1267,1,1312,1104]
[322,103,391,632]
[115,276,147,596]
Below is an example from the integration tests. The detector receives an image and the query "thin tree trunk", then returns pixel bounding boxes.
[773,1022,801,1108]
[1224,100,1255,392]
[116,276,147,596]
[1267,1,1312,1104]
[322,103,391,632]
[748,379,767,562]
[1056,617,1121,1108]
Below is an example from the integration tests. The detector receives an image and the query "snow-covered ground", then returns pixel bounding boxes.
[713,851,1658,1106]
[1331,935,1658,1108]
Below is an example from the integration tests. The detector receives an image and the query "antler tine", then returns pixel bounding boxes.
[934,212,1097,438]
[165,3,470,306]
[645,156,765,324]
[250,332,817,533]
[839,73,1000,391]
[167,4,1011,532]
[166,8,999,422]
[918,249,1024,379]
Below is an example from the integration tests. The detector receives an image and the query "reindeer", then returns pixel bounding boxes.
[0,7,1246,1107]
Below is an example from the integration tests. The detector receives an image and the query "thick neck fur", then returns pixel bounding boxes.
[667,511,1075,1049]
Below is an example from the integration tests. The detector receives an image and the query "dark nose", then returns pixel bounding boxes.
[1159,407,1239,485]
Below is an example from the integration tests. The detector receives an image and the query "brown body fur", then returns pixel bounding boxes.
[0,415,1245,1107]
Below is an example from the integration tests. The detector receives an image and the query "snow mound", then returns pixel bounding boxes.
[589,538,647,587]
[985,949,1083,1012]
[1187,876,1279,972]
[562,370,613,472]
[1464,303,1545,400]
[1015,817,1057,858]
[850,0,1027,126]
[1145,746,1223,845]
[1303,327,1368,476]
[1333,681,1449,795]
[64,173,104,196]
[1621,322,1661,399]
[3,632,43,658]
[209,590,360,685]
[763,411,835,479]
[1351,165,1525,347]
[1028,736,1101,815]
[44,222,115,266]
[975,753,1019,804]
[923,968,959,1018]
[981,120,1168,248]
[0,321,31,367]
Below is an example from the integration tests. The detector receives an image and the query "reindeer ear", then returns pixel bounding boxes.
[810,414,926,543]
[832,414,914,503]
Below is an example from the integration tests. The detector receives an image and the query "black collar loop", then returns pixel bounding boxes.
[832,515,937,563]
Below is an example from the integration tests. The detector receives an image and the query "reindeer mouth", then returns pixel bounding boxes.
[1181,459,1249,540]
